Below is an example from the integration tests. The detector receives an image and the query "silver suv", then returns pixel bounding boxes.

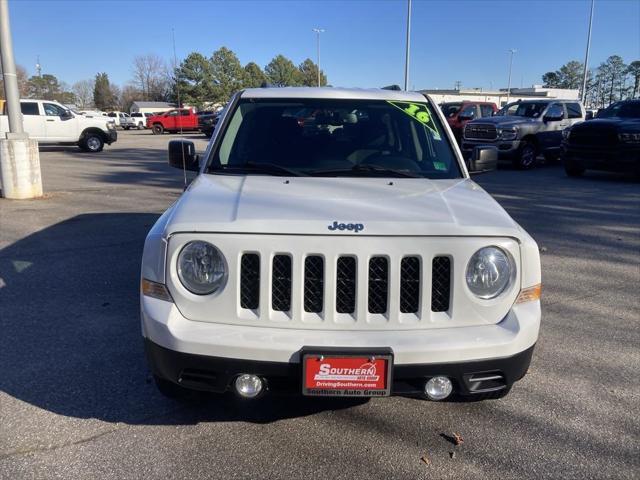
[462,100,585,169]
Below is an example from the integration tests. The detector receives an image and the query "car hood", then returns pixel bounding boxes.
[574,117,640,132]
[469,116,538,128]
[163,175,522,238]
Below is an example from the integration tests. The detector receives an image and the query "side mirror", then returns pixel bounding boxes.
[168,140,199,172]
[469,146,498,174]
[585,111,594,120]
[60,110,73,120]
[543,111,564,122]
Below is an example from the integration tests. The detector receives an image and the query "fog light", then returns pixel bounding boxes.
[234,374,264,399]
[424,376,453,401]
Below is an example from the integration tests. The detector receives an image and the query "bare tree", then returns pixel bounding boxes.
[72,79,95,109]
[1,64,29,98]
[132,54,168,101]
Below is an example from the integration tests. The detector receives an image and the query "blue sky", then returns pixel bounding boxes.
[8,0,640,90]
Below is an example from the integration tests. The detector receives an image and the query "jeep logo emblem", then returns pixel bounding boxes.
[328,221,364,232]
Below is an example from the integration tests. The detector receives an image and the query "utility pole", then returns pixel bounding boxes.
[312,28,324,87]
[454,80,462,91]
[506,48,517,104]
[0,0,42,199]
[36,54,41,77]
[404,0,412,91]
[581,0,594,105]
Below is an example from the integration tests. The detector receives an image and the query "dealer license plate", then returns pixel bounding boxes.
[302,353,393,397]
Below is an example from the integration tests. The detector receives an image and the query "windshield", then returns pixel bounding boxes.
[505,102,548,118]
[597,101,640,119]
[441,103,462,118]
[208,98,461,179]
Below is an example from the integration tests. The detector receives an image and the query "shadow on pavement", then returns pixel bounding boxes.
[0,213,362,425]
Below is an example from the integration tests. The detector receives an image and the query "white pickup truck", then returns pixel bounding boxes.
[1,99,117,152]
[107,111,136,130]
[141,87,542,402]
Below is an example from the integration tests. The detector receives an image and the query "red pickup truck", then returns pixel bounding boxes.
[147,108,199,134]
[440,101,497,142]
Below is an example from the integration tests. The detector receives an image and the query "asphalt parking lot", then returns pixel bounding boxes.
[1,130,638,479]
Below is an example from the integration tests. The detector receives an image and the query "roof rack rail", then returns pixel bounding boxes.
[382,84,402,91]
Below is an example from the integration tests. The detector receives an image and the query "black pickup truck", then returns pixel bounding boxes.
[562,100,640,177]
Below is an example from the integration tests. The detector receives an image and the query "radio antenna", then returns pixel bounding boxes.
[172,28,187,189]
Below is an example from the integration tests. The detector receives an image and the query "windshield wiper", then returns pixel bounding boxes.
[309,164,422,178]
[210,162,305,177]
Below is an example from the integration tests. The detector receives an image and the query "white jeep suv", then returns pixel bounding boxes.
[141,87,541,401]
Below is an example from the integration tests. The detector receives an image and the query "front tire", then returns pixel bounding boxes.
[123,126,130,130]
[137,122,144,130]
[79,133,104,152]
[513,141,537,170]
[152,123,164,135]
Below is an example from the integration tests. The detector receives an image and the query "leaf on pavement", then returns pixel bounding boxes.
[420,454,431,466]
[453,433,464,446]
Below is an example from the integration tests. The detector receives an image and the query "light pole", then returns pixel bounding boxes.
[0,0,42,199]
[404,0,412,91]
[581,0,594,104]
[506,48,517,104]
[312,28,325,87]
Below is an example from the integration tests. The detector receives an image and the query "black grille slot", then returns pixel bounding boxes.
[304,256,324,313]
[240,254,260,309]
[336,257,356,314]
[271,255,292,311]
[368,257,389,314]
[400,257,420,313]
[431,256,451,312]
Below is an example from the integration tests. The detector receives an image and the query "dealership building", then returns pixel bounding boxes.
[420,86,579,106]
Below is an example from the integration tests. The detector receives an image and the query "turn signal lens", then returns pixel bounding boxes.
[515,283,541,304]
[141,278,173,302]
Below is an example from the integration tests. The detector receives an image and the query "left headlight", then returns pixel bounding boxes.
[107,122,116,130]
[177,241,227,295]
[465,246,516,299]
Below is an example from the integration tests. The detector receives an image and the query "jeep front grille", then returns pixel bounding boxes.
[304,256,324,313]
[431,256,451,312]
[368,257,389,314]
[336,257,357,314]
[400,256,420,313]
[240,253,451,317]
[240,253,260,310]
[271,255,292,311]
[464,123,497,141]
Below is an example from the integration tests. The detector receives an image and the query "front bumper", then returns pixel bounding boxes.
[562,143,640,172]
[462,139,521,160]
[141,295,540,396]
[106,129,117,144]
[145,337,534,396]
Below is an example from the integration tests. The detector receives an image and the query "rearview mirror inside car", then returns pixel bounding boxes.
[168,140,200,172]
[469,146,498,174]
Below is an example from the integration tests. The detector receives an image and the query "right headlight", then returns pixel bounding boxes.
[177,241,227,295]
[498,127,518,141]
[465,246,516,299]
